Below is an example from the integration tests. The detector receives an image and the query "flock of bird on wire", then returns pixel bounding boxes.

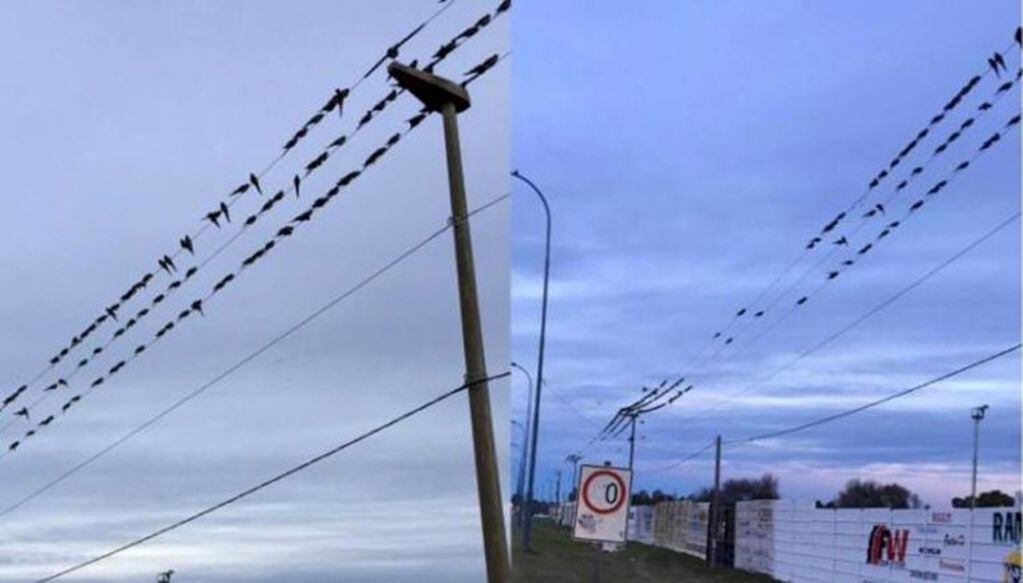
[0,0,510,455]
[593,26,1023,444]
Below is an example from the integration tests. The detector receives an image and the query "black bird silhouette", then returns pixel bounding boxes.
[930,114,944,125]
[110,361,125,374]
[806,236,822,250]
[90,377,104,388]
[39,415,54,426]
[858,243,872,255]
[365,22,426,79]
[387,132,401,147]
[231,182,250,196]
[994,52,1007,74]
[1016,27,1022,47]
[305,112,325,128]
[249,173,262,195]
[9,441,18,452]
[191,300,203,316]
[496,0,511,13]
[153,293,166,305]
[15,407,29,420]
[954,161,970,172]
[312,196,329,209]
[135,345,146,355]
[980,133,1001,151]
[358,111,374,129]
[338,170,361,186]
[245,214,258,227]
[220,201,231,223]
[736,308,747,317]
[277,225,295,238]
[910,166,923,176]
[713,332,722,339]
[909,200,924,212]
[796,296,808,306]
[92,347,102,356]
[213,274,235,292]
[895,180,908,191]
[877,229,891,239]
[934,143,948,155]
[329,135,347,149]
[1007,114,1022,128]
[868,178,879,189]
[433,39,459,61]
[161,255,177,273]
[841,260,854,266]
[724,337,733,345]
[978,102,993,111]
[185,267,197,279]
[25,430,35,438]
[293,175,301,198]
[292,210,314,223]
[465,55,500,79]
[177,309,190,321]
[333,88,350,118]
[167,280,181,291]
[305,152,330,175]
[105,306,119,321]
[180,235,194,255]
[407,112,429,130]
[833,236,848,246]
[997,81,1013,94]
[259,199,274,214]
[827,271,839,280]
[77,358,88,368]
[364,146,387,167]
[754,310,765,317]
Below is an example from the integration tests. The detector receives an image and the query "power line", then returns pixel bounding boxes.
[1,48,511,448]
[661,33,1019,388]
[0,193,509,516]
[32,371,510,583]
[0,0,466,422]
[724,343,1021,446]
[675,210,1020,424]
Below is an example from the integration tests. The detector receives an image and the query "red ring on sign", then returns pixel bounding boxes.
[581,470,627,515]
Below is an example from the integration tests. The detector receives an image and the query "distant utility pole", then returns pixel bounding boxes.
[555,470,562,505]
[970,404,989,510]
[388,62,509,583]
[707,435,722,568]
[511,169,552,551]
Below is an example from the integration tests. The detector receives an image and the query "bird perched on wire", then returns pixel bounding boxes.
[179,236,194,255]
[364,22,427,79]
[14,407,29,420]
[249,173,262,195]
[463,54,500,85]
[158,255,177,274]
[833,236,849,246]
[39,415,54,427]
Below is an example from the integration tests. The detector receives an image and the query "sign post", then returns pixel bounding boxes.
[573,464,631,583]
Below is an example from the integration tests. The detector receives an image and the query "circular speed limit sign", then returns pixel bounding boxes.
[581,469,627,515]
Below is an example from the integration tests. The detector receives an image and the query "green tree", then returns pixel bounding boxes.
[692,473,780,504]
[951,489,1016,508]
[831,479,921,509]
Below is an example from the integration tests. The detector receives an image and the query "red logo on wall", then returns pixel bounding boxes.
[867,525,909,566]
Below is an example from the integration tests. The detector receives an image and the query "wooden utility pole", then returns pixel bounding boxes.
[388,62,509,583]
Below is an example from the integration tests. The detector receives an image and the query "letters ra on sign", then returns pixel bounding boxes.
[572,464,632,544]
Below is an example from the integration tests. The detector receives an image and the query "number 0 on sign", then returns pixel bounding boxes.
[572,464,632,543]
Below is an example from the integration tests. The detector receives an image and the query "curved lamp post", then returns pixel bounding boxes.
[512,169,551,551]
[510,362,535,527]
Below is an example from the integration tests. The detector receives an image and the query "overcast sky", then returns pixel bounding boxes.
[512,0,1021,507]
[0,1,508,581]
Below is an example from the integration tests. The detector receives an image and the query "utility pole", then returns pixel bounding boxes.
[388,62,509,582]
[707,435,722,567]
[555,470,562,506]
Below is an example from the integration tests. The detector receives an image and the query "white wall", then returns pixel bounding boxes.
[735,501,1022,583]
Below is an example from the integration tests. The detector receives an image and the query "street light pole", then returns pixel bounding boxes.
[511,361,535,527]
[970,404,989,510]
[512,169,552,551]
[388,62,509,582]
[512,420,528,507]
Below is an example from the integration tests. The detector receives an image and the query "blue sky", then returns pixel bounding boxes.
[512,0,1021,507]
[0,1,508,581]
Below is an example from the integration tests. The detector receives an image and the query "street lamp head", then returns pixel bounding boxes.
[387,61,470,113]
[972,404,989,420]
